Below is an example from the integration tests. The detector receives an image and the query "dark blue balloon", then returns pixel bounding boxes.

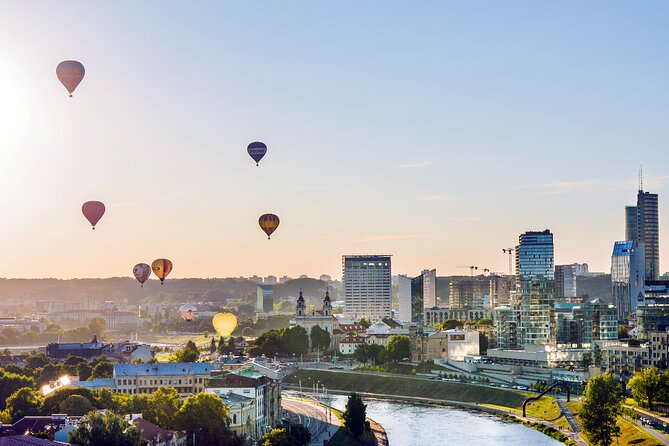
[247,141,267,166]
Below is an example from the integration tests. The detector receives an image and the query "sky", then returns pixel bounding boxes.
[0,1,668,280]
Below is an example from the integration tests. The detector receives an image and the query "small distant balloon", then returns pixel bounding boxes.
[133,263,151,287]
[247,141,267,166]
[258,213,280,239]
[180,304,197,322]
[56,61,85,97]
[82,201,105,229]
[212,312,237,338]
[151,258,173,284]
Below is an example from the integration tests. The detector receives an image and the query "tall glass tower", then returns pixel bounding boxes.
[611,241,645,320]
[515,230,555,345]
[626,190,660,280]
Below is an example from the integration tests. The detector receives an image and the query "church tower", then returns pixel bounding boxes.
[296,289,306,317]
[323,290,332,316]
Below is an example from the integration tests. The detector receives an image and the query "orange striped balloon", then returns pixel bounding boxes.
[151,258,173,284]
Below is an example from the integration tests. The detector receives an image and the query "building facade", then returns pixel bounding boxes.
[113,363,211,396]
[555,265,577,300]
[449,280,488,309]
[627,190,660,281]
[611,241,646,320]
[343,255,392,322]
[490,275,514,308]
[515,230,555,346]
[256,285,274,314]
[292,290,338,349]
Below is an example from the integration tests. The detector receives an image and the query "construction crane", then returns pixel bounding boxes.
[502,248,515,275]
[456,266,478,277]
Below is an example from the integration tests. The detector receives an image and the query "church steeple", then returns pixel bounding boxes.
[322,289,332,316]
[296,288,306,316]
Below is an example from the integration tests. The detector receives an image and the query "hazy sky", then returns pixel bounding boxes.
[1,1,668,280]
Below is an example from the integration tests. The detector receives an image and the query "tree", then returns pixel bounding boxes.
[628,367,667,411]
[0,371,34,411]
[310,326,331,352]
[441,319,462,330]
[279,326,309,356]
[60,394,93,416]
[172,340,200,363]
[579,374,622,446]
[258,420,311,446]
[42,388,98,415]
[35,363,63,386]
[24,353,50,371]
[618,326,630,339]
[593,344,603,366]
[227,337,237,355]
[144,387,182,429]
[386,335,411,362]
[477,318,494,326]
[176,393,241,446]
[357,318,371,329]
[343,393,366,438]
[62,356,88,375]
[6,387,43,423]
[69,411,142,446]
[78,363,93,381]
[582,352,593,368]
[217,336,227,355]
[92,361,114,379]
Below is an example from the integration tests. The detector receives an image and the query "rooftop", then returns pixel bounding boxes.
[114,363,210,377]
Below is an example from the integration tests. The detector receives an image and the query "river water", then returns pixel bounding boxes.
[329,395,561,446]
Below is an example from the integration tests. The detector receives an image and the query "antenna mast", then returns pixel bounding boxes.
[639,164,643,191]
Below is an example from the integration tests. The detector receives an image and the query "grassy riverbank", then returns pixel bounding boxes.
[286,369,527,408]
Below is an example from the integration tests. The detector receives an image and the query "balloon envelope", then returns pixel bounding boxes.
[247,141,267,166]
[212,313,237,338]
[258,213,280,239]
[56,61,85,97]
[82,201,105,229]
[179,304,197,322]
[133,263,151,286]
[151,259,173,284]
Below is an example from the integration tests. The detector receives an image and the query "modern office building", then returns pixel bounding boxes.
[555,265,577,301]
[397,269,435,325]
[626,190,660,280]
[611,241,645,320]
[636,304,669,339]
[515,230,555,346]
[494,307,519,350]
[256,284,274,314]
[343,255,392,322]
[410,274,425,326]
[397,275,412,322]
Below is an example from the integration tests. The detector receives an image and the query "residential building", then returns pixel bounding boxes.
[449,280,487,309]
[218,392,256,439]
[206,368,281,437]
[611,241,646,320]
[555,303,592,348]
[636,304,669,339]
[46,335,112,359]
[555,265,577,301]
[264,275,278,285]
[339,335,366,355]
[490,275,514,308]
[113,363,211,396]
[425,307,493,326]
[256,284,274,314]
[343,255,392,322]
[648,329,669,369]
[494,307,518,350]
[603,340,650,378]
[572,263,590,276]
[130,415,187,446]
[515,230,555,346]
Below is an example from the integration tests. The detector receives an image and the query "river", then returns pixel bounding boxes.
[329,395,561,446]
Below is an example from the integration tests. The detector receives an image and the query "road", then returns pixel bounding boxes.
[282,397,341,445]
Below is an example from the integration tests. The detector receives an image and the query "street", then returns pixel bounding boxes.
[282,397,341,445]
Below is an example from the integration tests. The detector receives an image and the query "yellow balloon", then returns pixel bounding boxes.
[212,312,237,338]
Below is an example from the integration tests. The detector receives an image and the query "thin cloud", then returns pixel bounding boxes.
[528,175,669,196]
[534,180,600,195]
[358,233,434,242]
[417,194,459,202]
[398,160,431,168]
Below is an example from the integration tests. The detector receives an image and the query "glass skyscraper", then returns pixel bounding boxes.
[611,241,645,320]
[256,284,274,313]
[626,190,660,281]
[515,230,555,345]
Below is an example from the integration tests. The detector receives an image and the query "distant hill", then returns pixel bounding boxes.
[576,274,612,301]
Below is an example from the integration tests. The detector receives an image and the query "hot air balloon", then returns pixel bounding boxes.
[247,141,267,166]
[179,304,197,322]
[56,61,85,97]
[82,201,105,229]
[133,263,151,287]
[258,213,280,239]
[212,312,237,338]
[151,259,173,284]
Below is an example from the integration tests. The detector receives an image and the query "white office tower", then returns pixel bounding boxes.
[397,275,412,322]
[343,255,392,322]
[421,268,437,308]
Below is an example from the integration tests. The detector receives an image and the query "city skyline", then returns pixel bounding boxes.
[1,2,668,280]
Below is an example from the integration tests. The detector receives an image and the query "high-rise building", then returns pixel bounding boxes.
[410,274,425,326]
[343,255,392,322]
[449,280,487,308]
[611,241,645,320]
[626,190,660,280]
[421,269,437,308]
[256,285,274,313]
[397,275,412,322]
[555,265,577,300]
[515,230,555,346]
